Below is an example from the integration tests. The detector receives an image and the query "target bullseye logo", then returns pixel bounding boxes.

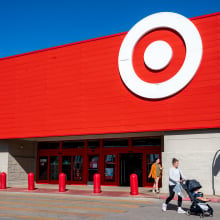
[118,12,203,99]
[144,40,173,71]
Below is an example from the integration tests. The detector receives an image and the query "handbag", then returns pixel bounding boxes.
[173,182,185,198]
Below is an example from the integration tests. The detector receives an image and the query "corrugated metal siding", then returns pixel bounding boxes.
[0,13,219,139]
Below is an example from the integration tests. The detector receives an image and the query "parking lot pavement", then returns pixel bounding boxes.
[0,192,219,220]
[98,199,220,220]
[0,192,153,220]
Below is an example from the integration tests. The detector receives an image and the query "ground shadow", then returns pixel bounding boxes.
[167,203,188,212]
[167,203,178,211]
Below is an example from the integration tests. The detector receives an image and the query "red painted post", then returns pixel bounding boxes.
[93,173,101,193]
[0,172,6,189]
[59,173,66,192]
[28,172,35,190]
[130,173,139,195]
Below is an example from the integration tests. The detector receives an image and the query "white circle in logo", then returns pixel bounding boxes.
[144,40,173,71]
[118,12,203,99]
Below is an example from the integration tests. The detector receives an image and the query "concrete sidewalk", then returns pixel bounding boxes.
[1,184,220,203]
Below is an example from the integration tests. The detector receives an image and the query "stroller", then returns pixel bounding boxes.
[182,179,213,218]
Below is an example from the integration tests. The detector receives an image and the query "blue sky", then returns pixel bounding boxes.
[0,0,219,58]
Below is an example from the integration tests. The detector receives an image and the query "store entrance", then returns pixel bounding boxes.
[37,137,162,186]
[120,153,143,187]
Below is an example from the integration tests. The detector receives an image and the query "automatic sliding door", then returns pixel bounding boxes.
[62,155,84,183]
[119,153,143,186]
[49,156,59,182]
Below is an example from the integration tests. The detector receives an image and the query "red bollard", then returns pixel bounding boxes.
[59,173,66,192]
[93,173,101,193]
[130,173,139,195]
[28,172,35,190]
[0,172,6,189]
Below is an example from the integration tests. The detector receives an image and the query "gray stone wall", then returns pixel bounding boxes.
[161,129,220,195]
[7,140,37,187]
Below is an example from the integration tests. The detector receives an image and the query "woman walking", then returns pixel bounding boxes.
[162,158,186,214]
[148,158,163,193]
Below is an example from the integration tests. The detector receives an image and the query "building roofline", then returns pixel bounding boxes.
[190,11,220,20]
[0,12,219,61]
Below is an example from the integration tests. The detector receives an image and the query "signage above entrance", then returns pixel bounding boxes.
[118,12,203,99]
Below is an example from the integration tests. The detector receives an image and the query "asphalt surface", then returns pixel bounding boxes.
[0,192,219,220]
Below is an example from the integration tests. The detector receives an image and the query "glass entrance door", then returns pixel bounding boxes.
[119,153,143,186]
[62,156,72,182]
[62,155,84,183]
[103,154,117,185]
[38,156,49,182]
[88,155,99,184]
[73,155,83,182]
[37,138,161,186]
[49,156,59,183]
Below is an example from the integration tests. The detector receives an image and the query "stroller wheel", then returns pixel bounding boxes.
[186,210,191,216]
[209,213,213,217]
[200,213,204,218]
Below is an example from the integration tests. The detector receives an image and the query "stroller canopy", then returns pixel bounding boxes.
[186,179,202,192]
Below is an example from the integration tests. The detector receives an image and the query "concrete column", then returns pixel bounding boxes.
[161,129,220,195]
[0,140,9,174]
[8,140,37,187]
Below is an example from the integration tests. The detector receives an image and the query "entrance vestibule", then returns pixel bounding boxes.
[37,137,162,187]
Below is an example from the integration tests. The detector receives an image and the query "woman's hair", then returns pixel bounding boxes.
[172,158,179,164]
[154,158,159,163]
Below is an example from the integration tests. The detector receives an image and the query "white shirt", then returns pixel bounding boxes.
[169,167,186,186]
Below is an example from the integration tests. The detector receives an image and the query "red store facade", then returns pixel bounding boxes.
[0,12,219,194]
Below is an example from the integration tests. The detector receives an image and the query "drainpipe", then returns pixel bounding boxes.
[212,149,220,195]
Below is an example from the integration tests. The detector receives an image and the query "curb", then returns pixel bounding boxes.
[0,188,220,203]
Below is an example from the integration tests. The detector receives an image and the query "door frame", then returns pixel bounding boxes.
[118,152,143,187]
[113,147,161,187]
[102,153,118,185]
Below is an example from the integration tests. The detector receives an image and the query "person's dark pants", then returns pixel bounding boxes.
[165,185,182,207]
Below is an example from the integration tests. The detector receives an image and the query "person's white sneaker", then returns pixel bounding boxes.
[162,203,167,212]
[177,207,186,214]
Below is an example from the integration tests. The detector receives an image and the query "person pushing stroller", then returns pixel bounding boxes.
[162,158,186,213]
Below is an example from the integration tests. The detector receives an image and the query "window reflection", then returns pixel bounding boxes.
[63,141,84,149]
[62,156,71,181]
[73,155,83,181]
[88,155,99,182]
[49,156,59,180]
[39,156,48,180]
[104,155,116,182]
[132,137,161,147]
[88,140,100,149]
[103,139,128,148]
